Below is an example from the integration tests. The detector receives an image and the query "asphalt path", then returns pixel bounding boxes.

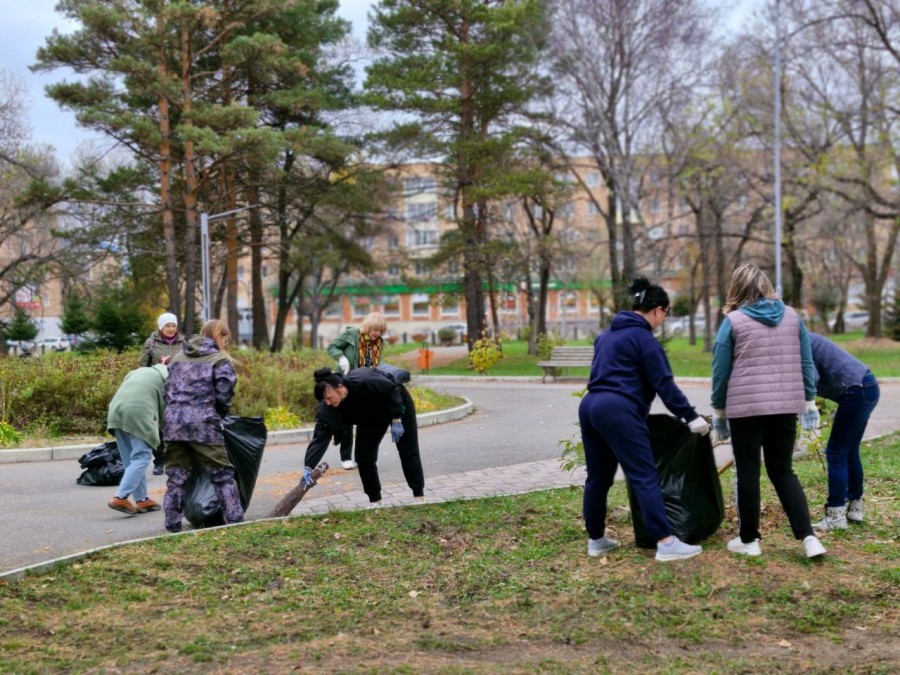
[2,379,898,574]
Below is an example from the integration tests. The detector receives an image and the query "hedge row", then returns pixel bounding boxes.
[0,349,332,437]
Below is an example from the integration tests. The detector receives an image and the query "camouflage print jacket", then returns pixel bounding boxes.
[163,336,236,445]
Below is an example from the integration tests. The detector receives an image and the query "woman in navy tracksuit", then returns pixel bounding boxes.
[580,277,710,561]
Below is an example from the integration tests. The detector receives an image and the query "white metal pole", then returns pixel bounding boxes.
[200,212,210,323]
[774,0,783,297]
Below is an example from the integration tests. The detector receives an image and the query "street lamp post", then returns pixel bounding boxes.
[774,0,784,297]
[200,205,260,323]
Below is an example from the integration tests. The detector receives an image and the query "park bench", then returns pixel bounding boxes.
[537,345,595,383]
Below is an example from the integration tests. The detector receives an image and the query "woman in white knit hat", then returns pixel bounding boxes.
[139,312,187,474]
[140,312,187,368]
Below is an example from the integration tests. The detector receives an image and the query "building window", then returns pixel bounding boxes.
[387,264,401,277]
[559,291,579,313]
[415,261,430,275]
[382,295,400,317]
[412,293,430,317]
[405,202,436,221]
[403,176,435,196]
[237,265,245,279]
[447,259,459,275]
[351,296,373,318]
[586,172,600,187]
[559,202,574,218]
[649,197,661,214]
[444,203,455,220]
[388,233,399,249]
[588,201,601,216]
[261,264,268,278]
[324,300,342,317]
[440,295,459,316]
[407,227,439,248]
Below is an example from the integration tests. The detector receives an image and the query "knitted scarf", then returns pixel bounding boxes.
[357,333,382,368]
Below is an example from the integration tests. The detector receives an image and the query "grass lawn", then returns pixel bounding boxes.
[1,433,897,672]
[421,332,900,379]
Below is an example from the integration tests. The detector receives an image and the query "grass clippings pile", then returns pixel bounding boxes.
[0,434,897,673]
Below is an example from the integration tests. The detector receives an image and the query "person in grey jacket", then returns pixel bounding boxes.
[106,364,168,516]
[712,264,825,559]
[161,319,242,533]
[809,333,880,531]
[325,312,388,469]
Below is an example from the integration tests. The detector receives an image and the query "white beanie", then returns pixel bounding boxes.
[157,312,178,331]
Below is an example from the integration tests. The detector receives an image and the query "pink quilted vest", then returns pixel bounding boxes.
[725,307,805,419]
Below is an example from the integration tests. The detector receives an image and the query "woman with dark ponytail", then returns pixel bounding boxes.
[299,366,425,506]
[579,277,711,561]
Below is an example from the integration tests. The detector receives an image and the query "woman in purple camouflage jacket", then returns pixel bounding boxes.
[161,319,243,533]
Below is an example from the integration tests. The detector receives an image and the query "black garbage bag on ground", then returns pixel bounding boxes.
[626,414,724,549]
[184,416,267,527]
[76,441,123,486]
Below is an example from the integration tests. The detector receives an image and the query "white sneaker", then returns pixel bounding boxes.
[727,536,761,556]
[341,460,357,470]
[587,535,620,557]
[803,535,827,558]
[655,536,702,561]
[846,499,864,523]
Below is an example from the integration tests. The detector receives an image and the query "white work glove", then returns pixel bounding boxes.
[688,417,710,436]
[712,409,730,442]
[801,401,820,432]
[337,356,350,374]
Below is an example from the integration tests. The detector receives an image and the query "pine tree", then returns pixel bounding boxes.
[365,0,552,346]
[60,294,92,340]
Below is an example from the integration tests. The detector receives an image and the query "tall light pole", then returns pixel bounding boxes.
[774,0,783,297]
[200,205,259,323]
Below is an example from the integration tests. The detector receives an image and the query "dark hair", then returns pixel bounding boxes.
[629,276,669,313]
[313,367,344,401]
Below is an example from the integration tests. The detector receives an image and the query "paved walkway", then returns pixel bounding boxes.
[285,457,588,515]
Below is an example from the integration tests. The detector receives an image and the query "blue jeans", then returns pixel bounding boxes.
[825,372,879,507]
[113,430,153,502]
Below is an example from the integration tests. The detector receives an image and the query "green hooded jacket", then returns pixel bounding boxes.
[107,364,168,447]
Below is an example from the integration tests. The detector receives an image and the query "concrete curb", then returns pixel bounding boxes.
[0,398,475,465]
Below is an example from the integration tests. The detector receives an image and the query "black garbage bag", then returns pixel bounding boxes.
[184,416,267,527]
[626,414,724,549]
[376,362,411,384]
[76,441,123,486]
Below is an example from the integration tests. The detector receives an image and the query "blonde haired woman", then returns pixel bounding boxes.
[711,264,825,559]
[162,319,242,533]
[326,312,388,469]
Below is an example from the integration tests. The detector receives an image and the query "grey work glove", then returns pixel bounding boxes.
[390,420,404,444]
[712,409,730,442]
[801,401,820,432]
[301,466,317,488]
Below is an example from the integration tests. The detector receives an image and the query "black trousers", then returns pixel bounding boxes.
[354,387,425,502]
[729,414,814,543]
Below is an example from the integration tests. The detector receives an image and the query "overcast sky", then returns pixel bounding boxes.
[2,1,755,170]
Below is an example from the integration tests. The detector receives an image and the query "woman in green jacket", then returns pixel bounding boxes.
[326,312,387,469]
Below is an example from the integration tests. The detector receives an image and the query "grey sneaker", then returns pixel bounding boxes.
[803,535,827,558]
[655,536,702,561]
[727,536,761,556]
[587,535,620,557]
[814,505,848,532]
[846,499,864,523]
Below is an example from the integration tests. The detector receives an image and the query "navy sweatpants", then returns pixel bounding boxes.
[579,391,671,542]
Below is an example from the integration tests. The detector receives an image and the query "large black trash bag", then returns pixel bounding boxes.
[626,414,724,549]
[76,441,123,486]
[183,416,267,527]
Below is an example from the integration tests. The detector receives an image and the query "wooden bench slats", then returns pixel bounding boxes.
[537,346,595,382]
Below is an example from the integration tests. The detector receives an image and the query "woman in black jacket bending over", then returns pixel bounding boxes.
[302,367,425,505]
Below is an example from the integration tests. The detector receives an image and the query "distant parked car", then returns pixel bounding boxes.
[669,315,710,337]
[828,311,869,332]
[35,336,70,353]
[439,322,468,344]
